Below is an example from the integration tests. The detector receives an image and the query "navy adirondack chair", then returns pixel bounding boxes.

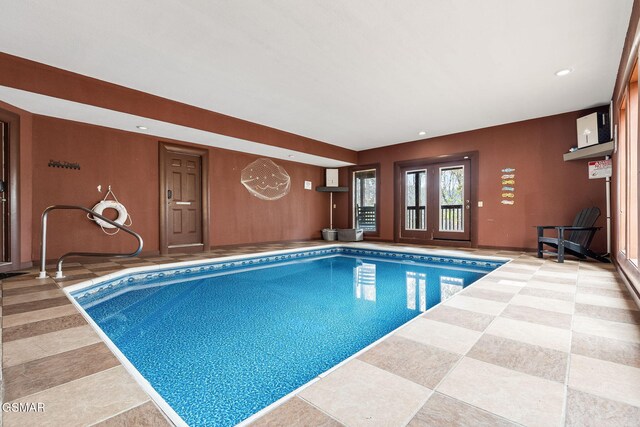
[536,207,609,263]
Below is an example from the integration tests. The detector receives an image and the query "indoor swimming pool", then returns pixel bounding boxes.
[68,246,506,426]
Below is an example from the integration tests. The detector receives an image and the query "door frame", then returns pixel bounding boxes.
[159,142,210,255]
[348,163,381,237]
[0,108,21,273]
[393,151,478,247]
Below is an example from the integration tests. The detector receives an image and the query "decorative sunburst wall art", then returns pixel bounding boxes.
[501,167,515,205]
[241,158,291,201]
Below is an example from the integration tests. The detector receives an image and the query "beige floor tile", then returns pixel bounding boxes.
[251,397,342,427]
[577,279,624,290]
[2,305,79,328]
[534,270,577,280]
[359,336,460,389]
[489,271,534,281]
[408,392,518,427]
[437,357,565,427]
[467,334,567,382]
[531,274,577,285]
[92,401,172,427]
[472,281,521,295]
[539,262,580,271]
[525,280,575,293]
[571,332,640,369]
[575,293,639,311]
[577,286,632,300]
[3,342,120,401]
[3,325,101,367]
[497,279,527,287]
[578,273,621,282]
[569,354,640,407]
[518,287,574,302]
[460,287,514,303]
[565,388,640,427]
[575,303,640,325]
[500,304,572,329]
[3,366,150,427]
[509,294,573,314]
[2,279,56,290]
[444,295,507,316]
[2,289,66,306]
[502,262,540,271]
[422,305,494,332]
[485,317,571,352]
[396,317,482,355]
[572,315,640,344]
[299,359,430,427]
[579,270,619,279]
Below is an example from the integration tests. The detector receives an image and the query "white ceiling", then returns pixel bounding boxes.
[0,86,352,167]
[0,0,634,151]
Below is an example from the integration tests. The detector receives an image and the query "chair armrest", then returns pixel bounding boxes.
[555,226,601,231]
[536,225,570,238]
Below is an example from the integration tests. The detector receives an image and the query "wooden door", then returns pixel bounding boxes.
[161,146,207,252]
[397,159,471,244]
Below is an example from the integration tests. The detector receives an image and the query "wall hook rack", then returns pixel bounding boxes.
[48,160,80,170]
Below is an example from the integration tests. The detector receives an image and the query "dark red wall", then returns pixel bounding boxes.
[31,115,330,259]
[349,111,607,251]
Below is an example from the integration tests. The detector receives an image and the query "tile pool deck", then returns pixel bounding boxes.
[1,241,639,426]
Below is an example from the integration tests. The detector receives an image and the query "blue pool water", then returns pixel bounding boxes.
[77,251,501,426]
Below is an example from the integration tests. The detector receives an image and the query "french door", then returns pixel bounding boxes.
[397,159,471,244]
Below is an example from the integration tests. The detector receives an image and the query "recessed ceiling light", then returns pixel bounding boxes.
[136,125,148,130]
[418,131,427,136]
[555,68,573,77]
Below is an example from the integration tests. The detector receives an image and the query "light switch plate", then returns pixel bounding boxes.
[304,180,312,190]
[478,201,483,207]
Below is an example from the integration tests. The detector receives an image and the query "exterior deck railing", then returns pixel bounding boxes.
[404,204,463,232]
[440,204,463,231]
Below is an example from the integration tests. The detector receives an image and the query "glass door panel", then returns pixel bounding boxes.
[353,169,377,231]
[433,160,470,240]
[439,166,464,232]
[405,170,427,230]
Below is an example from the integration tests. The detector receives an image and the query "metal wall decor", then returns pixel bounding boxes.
[48,160,81,170]
[240,158,291,200]
[500,167,515,205]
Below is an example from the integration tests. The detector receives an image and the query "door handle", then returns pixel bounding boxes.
[175,201,192,205]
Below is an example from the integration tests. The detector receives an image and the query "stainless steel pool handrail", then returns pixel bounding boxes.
[38,205,144,279]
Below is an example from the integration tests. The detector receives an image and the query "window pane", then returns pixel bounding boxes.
[439,166,464,232]
[353,169,377,231]
[405,170,427,230]
[629,81,638,264]
[619,102,627,254]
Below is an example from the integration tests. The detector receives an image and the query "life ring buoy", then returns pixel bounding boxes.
[91,200,128,229]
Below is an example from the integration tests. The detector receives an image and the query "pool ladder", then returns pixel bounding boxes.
[37,205,144,279]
